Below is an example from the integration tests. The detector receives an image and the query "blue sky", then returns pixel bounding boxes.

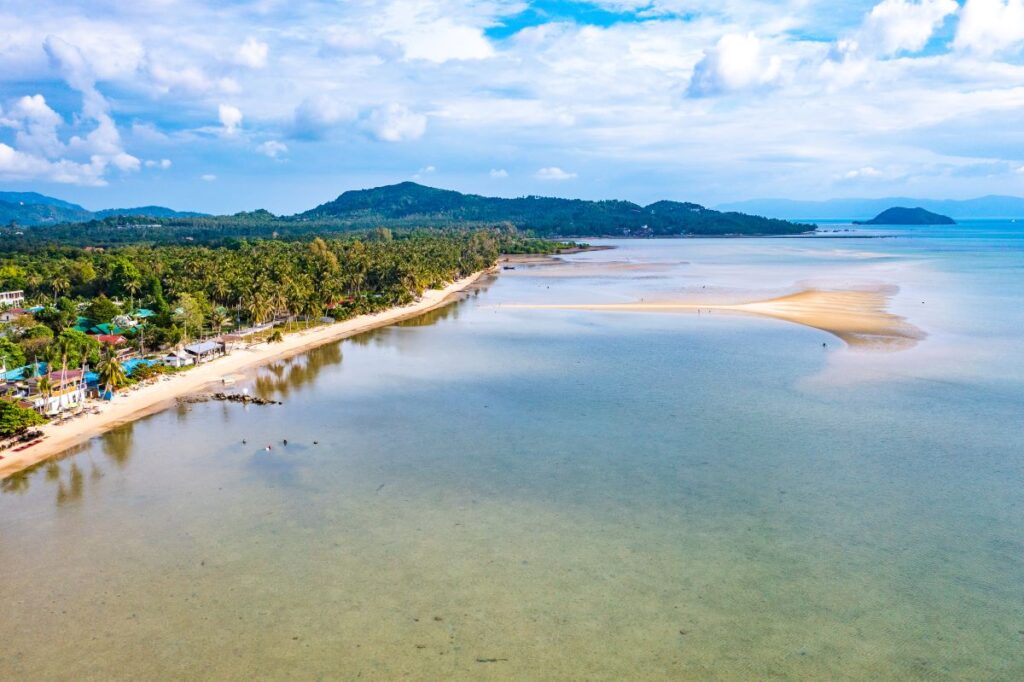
[1,0,1023,214]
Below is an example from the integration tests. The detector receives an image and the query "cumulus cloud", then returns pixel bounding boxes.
[535,166,577,181]
[687,33,782,97]
[954,0,1024,54]
[3,95,64,158]
[489,168,509,178]
[855,0,958,56]
[291,95,356,139]
[218,104,243,135]
[0,141,111,186]
[256,140,288,157]
[0,36,140,185]
[363,104,427,142]
[145,158,172,169]
[236,37,269,68]
[201,173,217,181]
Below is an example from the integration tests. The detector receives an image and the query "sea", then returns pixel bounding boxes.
[1,221,1022,679]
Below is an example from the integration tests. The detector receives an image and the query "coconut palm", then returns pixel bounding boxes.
[96,348,128,398]
[36,376,52,415]
[51,274,70,303]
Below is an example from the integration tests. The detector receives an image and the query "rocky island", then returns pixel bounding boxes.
[854,206,956,225]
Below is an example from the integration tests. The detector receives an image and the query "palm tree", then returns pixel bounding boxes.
[36,376,52,415]
[51,274,70,303]
[125,277,141,312]
[96,348,128,398]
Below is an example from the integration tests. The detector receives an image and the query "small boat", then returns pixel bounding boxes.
[502,265,516,271]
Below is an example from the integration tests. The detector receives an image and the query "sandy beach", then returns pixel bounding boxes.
[0,270,492,479]
[503,286,926,350]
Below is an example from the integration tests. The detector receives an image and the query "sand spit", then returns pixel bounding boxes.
[503,286,926,350]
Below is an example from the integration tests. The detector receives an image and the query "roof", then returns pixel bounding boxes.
[184,340,222,355]
[94,334,128,345]
[33,370,85,386]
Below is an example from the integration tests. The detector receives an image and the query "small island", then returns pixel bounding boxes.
[854,206,956,225]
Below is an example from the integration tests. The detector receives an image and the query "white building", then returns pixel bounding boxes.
[0,290,25,306]
[162,350,194,368]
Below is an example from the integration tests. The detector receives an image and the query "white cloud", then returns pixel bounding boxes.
[236,37,269,68]
[144,158,172,169]
[4,94,64,158]
[535,166,577,181]
[291,95,356,139]
[954,0,1024,55]
[201,173,217,181]
[0,36,140,185]
[256,140,288,157]
[375,2,498,63]
[321,28,401,59]
[856,0,958,56]
[363,103,427,142]
[489,168,509,178]
[688,33,782,97]
[1015,165,1024,174]
[843,166,884,179]
[218,104,243,135]
[0,141,110,186]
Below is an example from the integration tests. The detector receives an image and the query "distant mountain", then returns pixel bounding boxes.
[854,207,955,225]
[0,193,93,225]
[717,196,1024,220]
[94,206,207,219]
[0,191,206,226]
[300,182,808,236]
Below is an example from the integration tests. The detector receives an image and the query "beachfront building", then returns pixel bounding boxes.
[0,290,25,307]
[27,370,87,415]
[184,340,225,364]
[162,350,193,368]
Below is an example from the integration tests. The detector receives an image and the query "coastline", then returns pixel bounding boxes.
[0,269,493,479]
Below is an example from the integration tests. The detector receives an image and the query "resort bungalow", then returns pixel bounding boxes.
[28,370,87,415]
[184,340,225,364]
[162,350,193,368]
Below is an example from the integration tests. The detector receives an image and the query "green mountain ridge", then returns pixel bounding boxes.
[301,182,807,236]
[0,191,207,226]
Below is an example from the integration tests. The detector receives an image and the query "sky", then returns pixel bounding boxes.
[1,0,1024,214]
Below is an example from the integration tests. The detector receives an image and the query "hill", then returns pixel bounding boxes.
[300,182,807,236]
[717,195,1024,220]
[94,206,207,219]
[854,207,956,225]
[0,191,207,226]
[0,192,94,225]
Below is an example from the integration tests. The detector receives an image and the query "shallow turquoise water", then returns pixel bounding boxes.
[1,225,1022,679]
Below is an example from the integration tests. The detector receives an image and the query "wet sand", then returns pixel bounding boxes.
[503,286,925,350]
[0,271,491,479]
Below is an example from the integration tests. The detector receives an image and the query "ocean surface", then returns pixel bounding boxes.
[1,223,1022,680]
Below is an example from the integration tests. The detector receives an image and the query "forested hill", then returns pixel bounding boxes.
[300,182,808,236]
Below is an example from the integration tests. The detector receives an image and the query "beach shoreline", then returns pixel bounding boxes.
[0,269,493,479]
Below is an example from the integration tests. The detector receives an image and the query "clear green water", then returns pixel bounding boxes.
[2,225,1022,680]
